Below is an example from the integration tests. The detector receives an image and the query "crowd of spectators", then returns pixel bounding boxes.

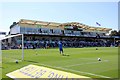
[22,37,119,49]
[2,37,120,50]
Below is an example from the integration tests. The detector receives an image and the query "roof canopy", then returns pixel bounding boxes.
[19,19,61,26]
[61,22,112,32]
[19,19,112,32]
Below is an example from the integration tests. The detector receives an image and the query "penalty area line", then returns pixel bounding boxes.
[32,63,112,79]
[64,60,109,67]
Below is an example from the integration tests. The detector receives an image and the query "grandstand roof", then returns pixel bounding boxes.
[19,19,112,32]
[19,19,61,26]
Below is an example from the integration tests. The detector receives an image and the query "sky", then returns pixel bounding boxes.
[0,2,118,34]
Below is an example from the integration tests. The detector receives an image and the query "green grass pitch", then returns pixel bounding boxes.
[2,47,118,79]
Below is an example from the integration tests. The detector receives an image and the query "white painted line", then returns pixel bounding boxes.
[33,63,112,79]
[56,66,112,79]
[77,58,97,60]
[64,60,109,67]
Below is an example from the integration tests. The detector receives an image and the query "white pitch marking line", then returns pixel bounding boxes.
[64,60,109,67]
[55,66,112,79]
[77,58,98,60]
[32,63,112,79]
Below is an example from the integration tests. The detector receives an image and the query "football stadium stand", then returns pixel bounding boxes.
[1,19,120,49]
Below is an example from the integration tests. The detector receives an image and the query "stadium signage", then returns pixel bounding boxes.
[6,64,90,79]
[36,24,42,28]
[64,26,73,29]
[78,28,83,30]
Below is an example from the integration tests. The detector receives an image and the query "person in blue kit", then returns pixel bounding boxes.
[58,41,64,55]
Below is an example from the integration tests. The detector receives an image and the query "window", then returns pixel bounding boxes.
[53,29,61,34]
[73,31,80,35]
[64,30,72,34]
[41,28,50,33]
[20,27,25,33]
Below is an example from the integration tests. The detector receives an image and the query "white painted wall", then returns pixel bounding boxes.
[10,25,20,34]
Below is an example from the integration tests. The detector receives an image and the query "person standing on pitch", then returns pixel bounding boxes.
[58,41,64,55]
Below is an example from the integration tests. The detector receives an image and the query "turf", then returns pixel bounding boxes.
[0,53,2,80]
[2,47,119,79]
